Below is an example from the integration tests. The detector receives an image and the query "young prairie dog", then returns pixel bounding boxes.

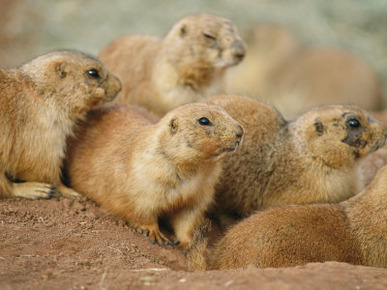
[99,14,246,116]
[65,103,243,249]
[0,50,121,199]
[193,165,387,270]
[203,95,386,219]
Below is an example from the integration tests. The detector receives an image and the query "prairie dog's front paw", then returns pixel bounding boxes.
[12,182,57,199]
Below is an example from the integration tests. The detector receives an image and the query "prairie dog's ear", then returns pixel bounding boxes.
[169,117,178,134]
[54,62,67,78]
[179,24,187,38]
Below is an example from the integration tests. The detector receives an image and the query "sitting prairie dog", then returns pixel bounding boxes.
[0,50,121,200]
[203,95,386,219]
[65,103,244,249]
[99,14,246,116]
[228,23,383,118]
[192,165,387,270]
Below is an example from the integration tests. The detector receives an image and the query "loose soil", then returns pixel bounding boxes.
[1,196,386,289]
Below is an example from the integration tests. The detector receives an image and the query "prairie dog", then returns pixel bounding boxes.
[203,95,386,219]
[99,14,246,116]
[0,50,121,199]
[201,165,387,269]
[66,103,243,248]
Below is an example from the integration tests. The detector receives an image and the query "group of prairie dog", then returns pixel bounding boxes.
[2,13,386,268]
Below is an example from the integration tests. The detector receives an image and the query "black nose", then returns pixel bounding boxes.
[234,124,244,139]
[231,40,246,61]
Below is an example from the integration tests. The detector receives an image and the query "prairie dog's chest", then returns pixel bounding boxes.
[13,107,70,181]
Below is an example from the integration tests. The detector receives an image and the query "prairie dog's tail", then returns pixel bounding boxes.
[186,219,212,271]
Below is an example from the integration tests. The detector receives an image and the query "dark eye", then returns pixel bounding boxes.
[198,117,211,126]
[203,33,216,41]
[347,118,361,128]
[87,69,100,78]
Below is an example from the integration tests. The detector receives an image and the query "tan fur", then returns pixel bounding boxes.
[99,14,246,116]
[199,165,387,269]
[360,146,387,186]
[359,111,387,185]
[65,103,243,249]
[0,50,121,199]
[228,24,383,118]
[203,95,386,219]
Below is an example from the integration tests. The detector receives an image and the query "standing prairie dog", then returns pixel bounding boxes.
[99,14,246,116]
[65,103,243,248]
[0,50,122,199]
[197,165,387,269]
[203,95,386,219]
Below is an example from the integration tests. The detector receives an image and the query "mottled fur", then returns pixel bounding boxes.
[0,50,121,199]
[65,103,243,248]
[99,14,246,116]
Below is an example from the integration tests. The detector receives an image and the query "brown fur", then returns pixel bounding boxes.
[203,95,386,219]
[65,103,243,249]
[0,50,121,199]
[195,165,387,269]
[228,24,383,118]
[99,14,246,116]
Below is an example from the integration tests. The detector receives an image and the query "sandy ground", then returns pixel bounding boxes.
[1,196,386,290]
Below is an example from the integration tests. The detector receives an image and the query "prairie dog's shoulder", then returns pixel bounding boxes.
[203,94,287,134]
[99,35,161,66]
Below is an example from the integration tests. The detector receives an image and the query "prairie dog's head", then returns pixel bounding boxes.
[293,105,387,168]
[164,14,246,69]
[20,50,122,119]
[158,103,244,164]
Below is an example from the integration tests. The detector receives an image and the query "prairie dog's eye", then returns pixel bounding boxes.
[203,33,216,41]
[87,69,100,78]
[347,118,361,128]
[198,117,211,126]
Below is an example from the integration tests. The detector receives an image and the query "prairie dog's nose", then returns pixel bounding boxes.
[231,40,247,61]
[234,124,244,139]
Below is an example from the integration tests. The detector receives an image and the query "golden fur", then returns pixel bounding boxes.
[65,103,243,249]
[203,95,386,219]
[193,165,387,269]
[228,24,383,118]
[99,14,246,116]
[0,50,121,199]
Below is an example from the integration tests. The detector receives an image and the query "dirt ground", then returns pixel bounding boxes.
[1,196,386,290]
